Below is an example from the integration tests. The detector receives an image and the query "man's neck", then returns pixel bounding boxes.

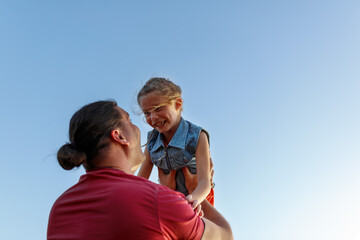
[89,146,133,174]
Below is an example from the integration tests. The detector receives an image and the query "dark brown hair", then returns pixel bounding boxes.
[57,100,124,170]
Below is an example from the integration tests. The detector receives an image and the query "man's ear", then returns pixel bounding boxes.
[175,98,183,110]
[111,129,129,146]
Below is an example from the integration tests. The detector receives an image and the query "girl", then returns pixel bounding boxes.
[137,77,214,208]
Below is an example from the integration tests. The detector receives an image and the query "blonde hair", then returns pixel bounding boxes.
[137,77,183,110]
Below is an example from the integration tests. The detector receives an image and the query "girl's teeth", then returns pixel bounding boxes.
[155,121,165,127]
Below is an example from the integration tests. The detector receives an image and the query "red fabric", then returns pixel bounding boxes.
[206,188,215,206]
[47,168,204,240]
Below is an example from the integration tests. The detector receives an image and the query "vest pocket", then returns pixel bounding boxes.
[150,151,169,173]
[170,150,197,174]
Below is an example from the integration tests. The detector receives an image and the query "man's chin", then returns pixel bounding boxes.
[131,153,146,174]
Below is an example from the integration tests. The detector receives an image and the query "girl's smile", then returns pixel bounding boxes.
[139,91,182,141]
[153,120,166,128]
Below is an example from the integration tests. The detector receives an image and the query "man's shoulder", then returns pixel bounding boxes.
[153,180,205,240]
[111,171,182,198]
[83,168,161,193]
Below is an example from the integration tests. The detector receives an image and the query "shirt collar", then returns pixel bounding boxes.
[168,117,188,149]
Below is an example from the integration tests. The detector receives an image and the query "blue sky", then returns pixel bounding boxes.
[1,1,359,239]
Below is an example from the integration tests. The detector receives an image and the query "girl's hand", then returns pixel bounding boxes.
[158,169,176,190]
[185,195,204,218]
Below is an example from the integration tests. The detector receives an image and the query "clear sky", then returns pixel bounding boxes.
[1,1,359,239]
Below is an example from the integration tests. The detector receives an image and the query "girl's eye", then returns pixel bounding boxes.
[154,106,163,112]
[144,112,150,117]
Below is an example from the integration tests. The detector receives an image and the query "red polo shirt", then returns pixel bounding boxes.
[47,168,204,240]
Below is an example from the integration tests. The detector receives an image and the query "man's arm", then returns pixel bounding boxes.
[156,187,205,240]
[182,167,233,240]
[201,200,233,240]
[157,187,233,240]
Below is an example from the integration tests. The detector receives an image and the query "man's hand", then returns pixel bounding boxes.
[158,169,176,190]
[182,156,214,194]
[209,156,214,187]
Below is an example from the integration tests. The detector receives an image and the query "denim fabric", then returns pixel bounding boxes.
[147,118,209,195]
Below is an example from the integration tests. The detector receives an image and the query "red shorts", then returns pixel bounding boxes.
[206,188,215,206]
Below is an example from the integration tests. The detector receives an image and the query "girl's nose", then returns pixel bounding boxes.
[150,112,157,121]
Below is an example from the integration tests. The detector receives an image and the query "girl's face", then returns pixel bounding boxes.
[139,91,182,135]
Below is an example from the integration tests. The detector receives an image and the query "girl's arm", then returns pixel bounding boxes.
[186,131,211,208]
[137,147,153,179]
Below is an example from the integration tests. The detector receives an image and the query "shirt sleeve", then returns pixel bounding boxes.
[156,186,205,240]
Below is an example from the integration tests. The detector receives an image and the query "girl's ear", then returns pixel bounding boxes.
[111,129,129,146]
[175,98,183,110]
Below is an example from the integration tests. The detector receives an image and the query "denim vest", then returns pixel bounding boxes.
[147,118,209,195]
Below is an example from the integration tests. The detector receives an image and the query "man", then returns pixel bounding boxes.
[47,100,233,240]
